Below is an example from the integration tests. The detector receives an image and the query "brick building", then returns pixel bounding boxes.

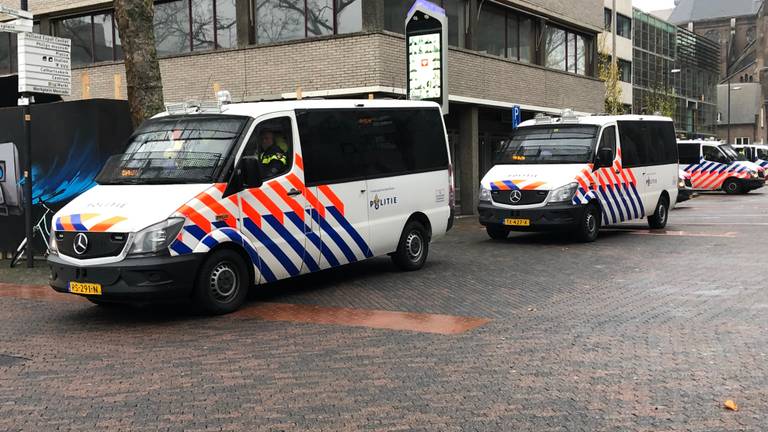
[0,0,604,212]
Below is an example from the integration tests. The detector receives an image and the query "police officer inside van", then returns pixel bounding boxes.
[258,128,289,177]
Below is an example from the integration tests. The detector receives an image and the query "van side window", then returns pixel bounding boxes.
[598,126,616,157]
[296,108,448,186]
[242,117,293,180]
[703,146,728,164]
[617,121,677,167]
[678,143,701,164]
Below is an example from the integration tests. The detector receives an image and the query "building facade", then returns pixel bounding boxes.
[0,0,604,213]
[632,8,719,138]
[667,0,766,143]
[599,0,633,110]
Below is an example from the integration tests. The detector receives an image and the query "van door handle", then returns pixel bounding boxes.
[287,188,302,197]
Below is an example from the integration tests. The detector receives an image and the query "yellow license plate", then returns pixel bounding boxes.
[504,218,530,227]
[69,282,102,295]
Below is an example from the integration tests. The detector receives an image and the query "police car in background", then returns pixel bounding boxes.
[678,140,765,194]
[47,99,454,314]
[478,112,678,242]
[733,144,768,170]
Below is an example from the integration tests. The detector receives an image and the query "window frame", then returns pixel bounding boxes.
[52,11,121,65]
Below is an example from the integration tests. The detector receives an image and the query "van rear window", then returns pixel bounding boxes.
[296,108,449,185]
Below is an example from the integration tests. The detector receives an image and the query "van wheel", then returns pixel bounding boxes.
[575,203,600,242]
[194,249,249,315]
[723,178,742,194]
[648,195,669,229]
[486,226,509,240]
[391,221,429,271]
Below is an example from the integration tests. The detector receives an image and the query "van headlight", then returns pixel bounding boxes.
[128,218,185,255]
[751,171,759,179]
[48,228,59,256]
[479,186,492,202]
[549,183,578,203]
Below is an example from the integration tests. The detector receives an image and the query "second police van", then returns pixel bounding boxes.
[478,113,679,242]
[733,144,768,170]
[46,99,454,314]
[678,140,765,194]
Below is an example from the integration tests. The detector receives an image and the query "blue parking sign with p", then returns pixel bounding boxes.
[512,105,521,129]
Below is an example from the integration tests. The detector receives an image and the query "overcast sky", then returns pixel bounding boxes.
[633,0,677,12]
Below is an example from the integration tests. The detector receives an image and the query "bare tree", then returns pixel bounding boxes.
[114,0,165,127]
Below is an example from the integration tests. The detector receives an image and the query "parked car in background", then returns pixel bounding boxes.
[478,112,678,242]
[678,140,765,194]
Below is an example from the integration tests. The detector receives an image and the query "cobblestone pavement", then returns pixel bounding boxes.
[1,192,768,431]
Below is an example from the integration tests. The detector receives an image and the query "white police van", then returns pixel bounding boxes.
[733,144,768,170]
[47,99,454,314]
[478,113,678,242]
[678,140,765,194]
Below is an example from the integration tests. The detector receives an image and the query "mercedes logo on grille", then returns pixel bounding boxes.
[510,190,523,204]
[73,233,89,256]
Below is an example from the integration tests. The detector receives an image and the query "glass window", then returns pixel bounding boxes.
[384,0,411,34]
[616,14,631,38]
[618,59,631,83]
[506,14,518,60]
[191,0,215,50]
[216,0,237,48]
[576,34,587,75]
[495,126,599,165]
[702,145,728,164]
[444,0,465,48]
[336,0,362,34]
[618,121,677,167]
[567,32,577,73]
[297,108,449,185]
[604,8,612,31]
[476,5,505,57]
[242,117,294,180]
[599,126,616,155]
[54,16,93,67]
[307,0,334,37]
[678,143,701,164]
[545,26,566,71]
[93,13,115,63]
[155,0,191,56]
[0,33,10,76]
[518,16,532,63]
[256,0,305,43]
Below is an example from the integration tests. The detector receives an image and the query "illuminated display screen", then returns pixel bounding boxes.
[408,32,442,101]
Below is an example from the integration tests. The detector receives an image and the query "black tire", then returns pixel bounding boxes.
[722,178,742,195]
[648,195,669,229]
[486,226,509,240]
[574,203,600,242]
[193,249,250,315]
[391,221,429,271]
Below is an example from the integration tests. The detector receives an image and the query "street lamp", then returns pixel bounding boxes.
[727,83,742,144]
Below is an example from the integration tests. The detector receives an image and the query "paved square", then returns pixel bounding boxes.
[1,192,767,431]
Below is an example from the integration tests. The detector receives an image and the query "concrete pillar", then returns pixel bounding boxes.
[459,105,479,215]
[465,0,478,50]
[362,0,384,32]
[235,0,251,46]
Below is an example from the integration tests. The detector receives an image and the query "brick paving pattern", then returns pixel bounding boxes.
[1,192,767,431]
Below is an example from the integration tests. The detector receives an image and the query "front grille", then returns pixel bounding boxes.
[684,179,693,187]
[491,189,549,205]
[56,232,128,259]
[759,171,765,179]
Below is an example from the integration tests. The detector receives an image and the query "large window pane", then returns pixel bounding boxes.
[255,0,305,44]
[307,0,334,37]
[93,13,115,62]
[476,5,505,56]
[519,16,532,63]
[54,16,93,67]
[506,14,518,60]
[0,34,10,76]
[336,0,362,34]
[576,34,586,75]
[191,0,215,50]
[114,24,124,60]
[155,0,191,56]
[545,26,566,70]
[567,32,576,73]
[216,0,237,48]
[444,0,465,47]
[384,0,411,34]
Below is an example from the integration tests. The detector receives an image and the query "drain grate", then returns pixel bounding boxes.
[0,354,28,366]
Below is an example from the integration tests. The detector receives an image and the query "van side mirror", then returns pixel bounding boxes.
[240,157,263,189]
[595,148,614,168]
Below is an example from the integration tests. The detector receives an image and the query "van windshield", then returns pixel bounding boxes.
[494,125,599,165]
[719,144,747,162]
[97,116,247,185]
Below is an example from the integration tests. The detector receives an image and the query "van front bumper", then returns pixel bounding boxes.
[478,201,586,231]
[48,254,204,303]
